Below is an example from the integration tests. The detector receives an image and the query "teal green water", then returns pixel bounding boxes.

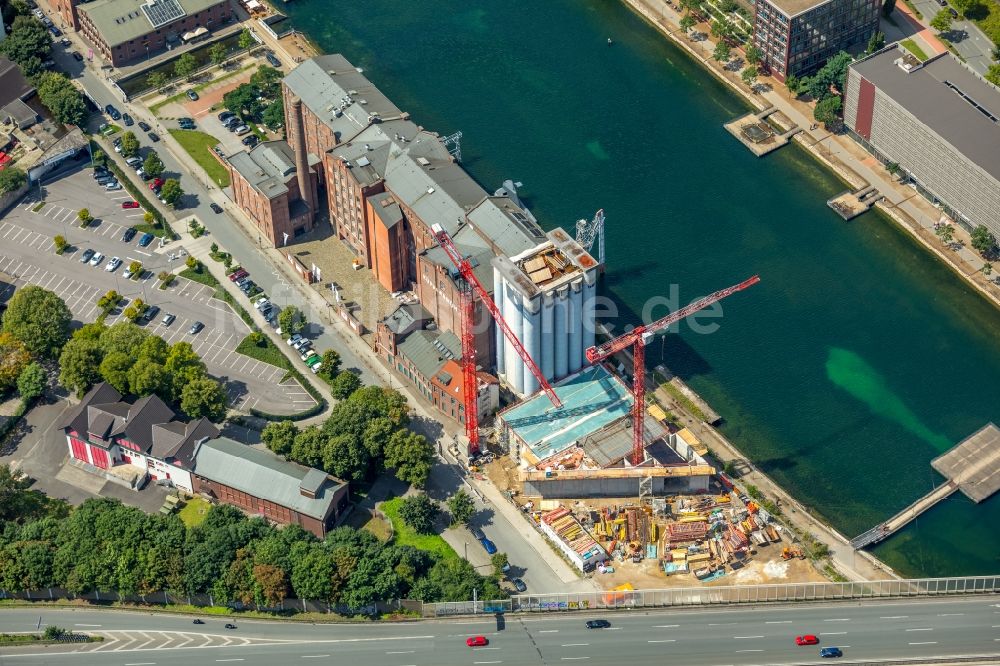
[285,0,1000,576]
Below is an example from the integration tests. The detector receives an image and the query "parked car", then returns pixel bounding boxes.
[135,167,145,178]
[123,265,136,279]
[241,134,259,147]
[479,537,497,555]
[228,269,248,282]
[93,167,109,178]
[512,578,527,593]
[224,623,237,630]
[60,37,71,46]
[89,252,105,267]
[138,232,154,247]
[142,305,160,322]
[186,89,199,101]
[121,227,137,242]
[254,297,269,308]
[178,117,195,129]
[949,6,958,16]
[189,321,204,334]
[466,636,488,647]
[105,182,122,191]
[820,647,843,658]
[80,248,95,263]
[210,203,223,214]
[287,334,302,347]
[121,201,140,209]
[292,338,309,350]
[71,51,83,61]
[222,116,239,128]
[105,104,121,120]
[105,256,122,272]
[126,156,142,167]
[137,120,151,132]
[586,619,611,629]
[122,113,134,126]
[97,176,115,186]
[300,349,317,362]
[148,132,160,142]
[192,618,204,625]
[265,51,281,68]
[234,125,251,136]
[150,177,164,191]
[796,635,819,646]
[162,313,176,326]
[49,25,62,36]
[218,111,235,122]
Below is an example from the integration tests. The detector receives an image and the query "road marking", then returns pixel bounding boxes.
[647,639,676,643]
[473,662,502,664]
[765,621,791,624]
[908,641,937,645]
[709,623,736,626]
[561,659,589,662]
[216,660,244,663]
[386,651,414,654]
[124,663,156,665]
[880,616,908,619]
[906,628,933,632]
[475,647,500,650]
[821,631,847,635]
[539,630,559,633]
[75,624,102,627]
[733,635,764,639]
[562,643,589,647]
[653,624,679,628]
[736,649,763,653]
[137,250,153,256]
[824,618,850,622]
[301,657,330,659]
[937,613,964,616]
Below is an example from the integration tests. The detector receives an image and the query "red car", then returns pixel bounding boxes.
[149,178,164,191]
[121,201,140,209]
[228,269,248,282]
[466,636,488,647]
[796,635,819,646]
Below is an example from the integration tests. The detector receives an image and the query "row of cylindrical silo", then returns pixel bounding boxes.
[493,264,598,396]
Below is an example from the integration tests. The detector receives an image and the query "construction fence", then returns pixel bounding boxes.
[423,575,1000,616]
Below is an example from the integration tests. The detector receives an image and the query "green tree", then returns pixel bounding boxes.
[291,426,325,468]
[885,161,900,176]
[0,166,26,195]
[0,15,51,77]
[181,377,227,420]
[146,71,169,92]
[122,299,146,321]
[127,361,170,399]
[986,64,1000,87]
[250,65,283,99]
[58,338,104,396]
[710,17,733,41]
[744,44,763,66]
[813,94,842,126]
[397,493,439,534]
[185,255,201,271]
[262,420,299,456]
[981,262,993,276]
[261,97,285,130]
[36,72,86,126]
[239,27,255,51]
[99,351,134,394]
[319,349,342,380]
[290,547,333,601]
[77,208,92,225]
[120,131,140,158]
[882,0,896,17]
[814,51,853,94]
[935,224,954,243]
[785,73,802,95]
[331,371,362,400]
[679,14,696,32]
[971,225,997,255]
[447,489,476,526]
[160,178,183,207]
[127,261,143,279]
[143,151,165,179]
[174,52,197,80]
[137,336,169,364]
[866,31,886,54]
[741,64,759,88]
[713,41,731,63]
[97,290,122,311]
[16,362,47,401]
[321,433,370,481]
[0,464,49,523]
[99,321,148,356]
[2,286,72,358]
[53,235,67,254]
[223,83,265,122]
[210,42,228,67]
[384,430,433,488]
[491,552,509,576]
[952,0,979,16]
[930,9,953,32]
[278,305,306,335]
[0,332,32,392]
[165,341,207,399]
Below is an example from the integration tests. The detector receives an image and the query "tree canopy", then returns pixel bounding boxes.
[36,73,87,127]
[447,489,476,526]
[0,15,51,79]
[397,493,439,534]
[0,332,31,393]
[2,286,72,358]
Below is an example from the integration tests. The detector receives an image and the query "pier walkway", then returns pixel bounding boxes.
[851,424,1000,549]
[723,106,801,157]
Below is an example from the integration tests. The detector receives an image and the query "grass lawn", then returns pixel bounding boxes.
[177,497,211,528]
[900,38,930,61]
[168,129,230,188]
[235,333,294,371]
[149,65,253,115]
[380,497,459,564]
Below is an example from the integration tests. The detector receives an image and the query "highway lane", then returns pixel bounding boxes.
[2,596,999,665]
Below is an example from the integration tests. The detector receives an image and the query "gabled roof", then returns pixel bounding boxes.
[466,196,546,257]
[368,192,403,229]
[421,223,496,291]
[109,393,176,451]
[60,383,124,434]
[0,57,34,109]
[150,416,218,465]
[193,437,345,520]
[431,359,498,401]
[228,140,304,200]
[382,302,432,335]
[396,329,461,381]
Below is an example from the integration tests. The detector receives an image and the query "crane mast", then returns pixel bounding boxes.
[585,275,759,465]
[432,225,563,454]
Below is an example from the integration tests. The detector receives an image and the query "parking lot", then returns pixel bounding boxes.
[1,167,315,415]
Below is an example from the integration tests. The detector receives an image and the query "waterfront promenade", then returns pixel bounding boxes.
[621,0,1000,312]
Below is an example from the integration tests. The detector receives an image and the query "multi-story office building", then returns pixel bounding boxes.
[844,46,1000,236]
[754,0,880,80]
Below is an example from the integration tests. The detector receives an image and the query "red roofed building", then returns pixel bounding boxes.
[430,359,499,426]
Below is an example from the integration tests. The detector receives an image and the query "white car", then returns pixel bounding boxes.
[105,256,122,272]
[105,182,122,191]
[286,334,302,346]
[254,297,269,310]
[123,266,134,279]
[89,252,105,267]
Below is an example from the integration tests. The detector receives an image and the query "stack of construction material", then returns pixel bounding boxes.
[541,507,607,567]
[667,521,708,545]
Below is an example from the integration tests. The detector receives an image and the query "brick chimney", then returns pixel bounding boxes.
[290,96,315,223]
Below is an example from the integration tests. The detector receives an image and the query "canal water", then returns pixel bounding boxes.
[285,0,1000,576]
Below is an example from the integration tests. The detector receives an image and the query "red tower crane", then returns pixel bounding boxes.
[585,275,760,466]
[432,225,563,454]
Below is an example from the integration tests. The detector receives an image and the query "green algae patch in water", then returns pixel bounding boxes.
[826,347,952,452]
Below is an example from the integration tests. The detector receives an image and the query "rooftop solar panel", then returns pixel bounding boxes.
[141,0,186,28]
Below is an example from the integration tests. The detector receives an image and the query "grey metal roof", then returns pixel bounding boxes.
[368,192,403,229]
[466,196,546,257]
[79,0,223,48]
[421,224,496,291]
[0,57,34,109]
[193,437,345,520]
[383,303,432,335]
[150,417,218,464]
[853,48,1000,183]
[396,329,461,381]
[583,414,670,467]
[61,383,124,433]
[1,99,38,129]
[109,393,176,451]
[282,55,406,143]
[228,140,300,201]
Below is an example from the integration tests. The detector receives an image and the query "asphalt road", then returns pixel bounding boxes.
[905,0,996,74]
[1,597,998,665]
